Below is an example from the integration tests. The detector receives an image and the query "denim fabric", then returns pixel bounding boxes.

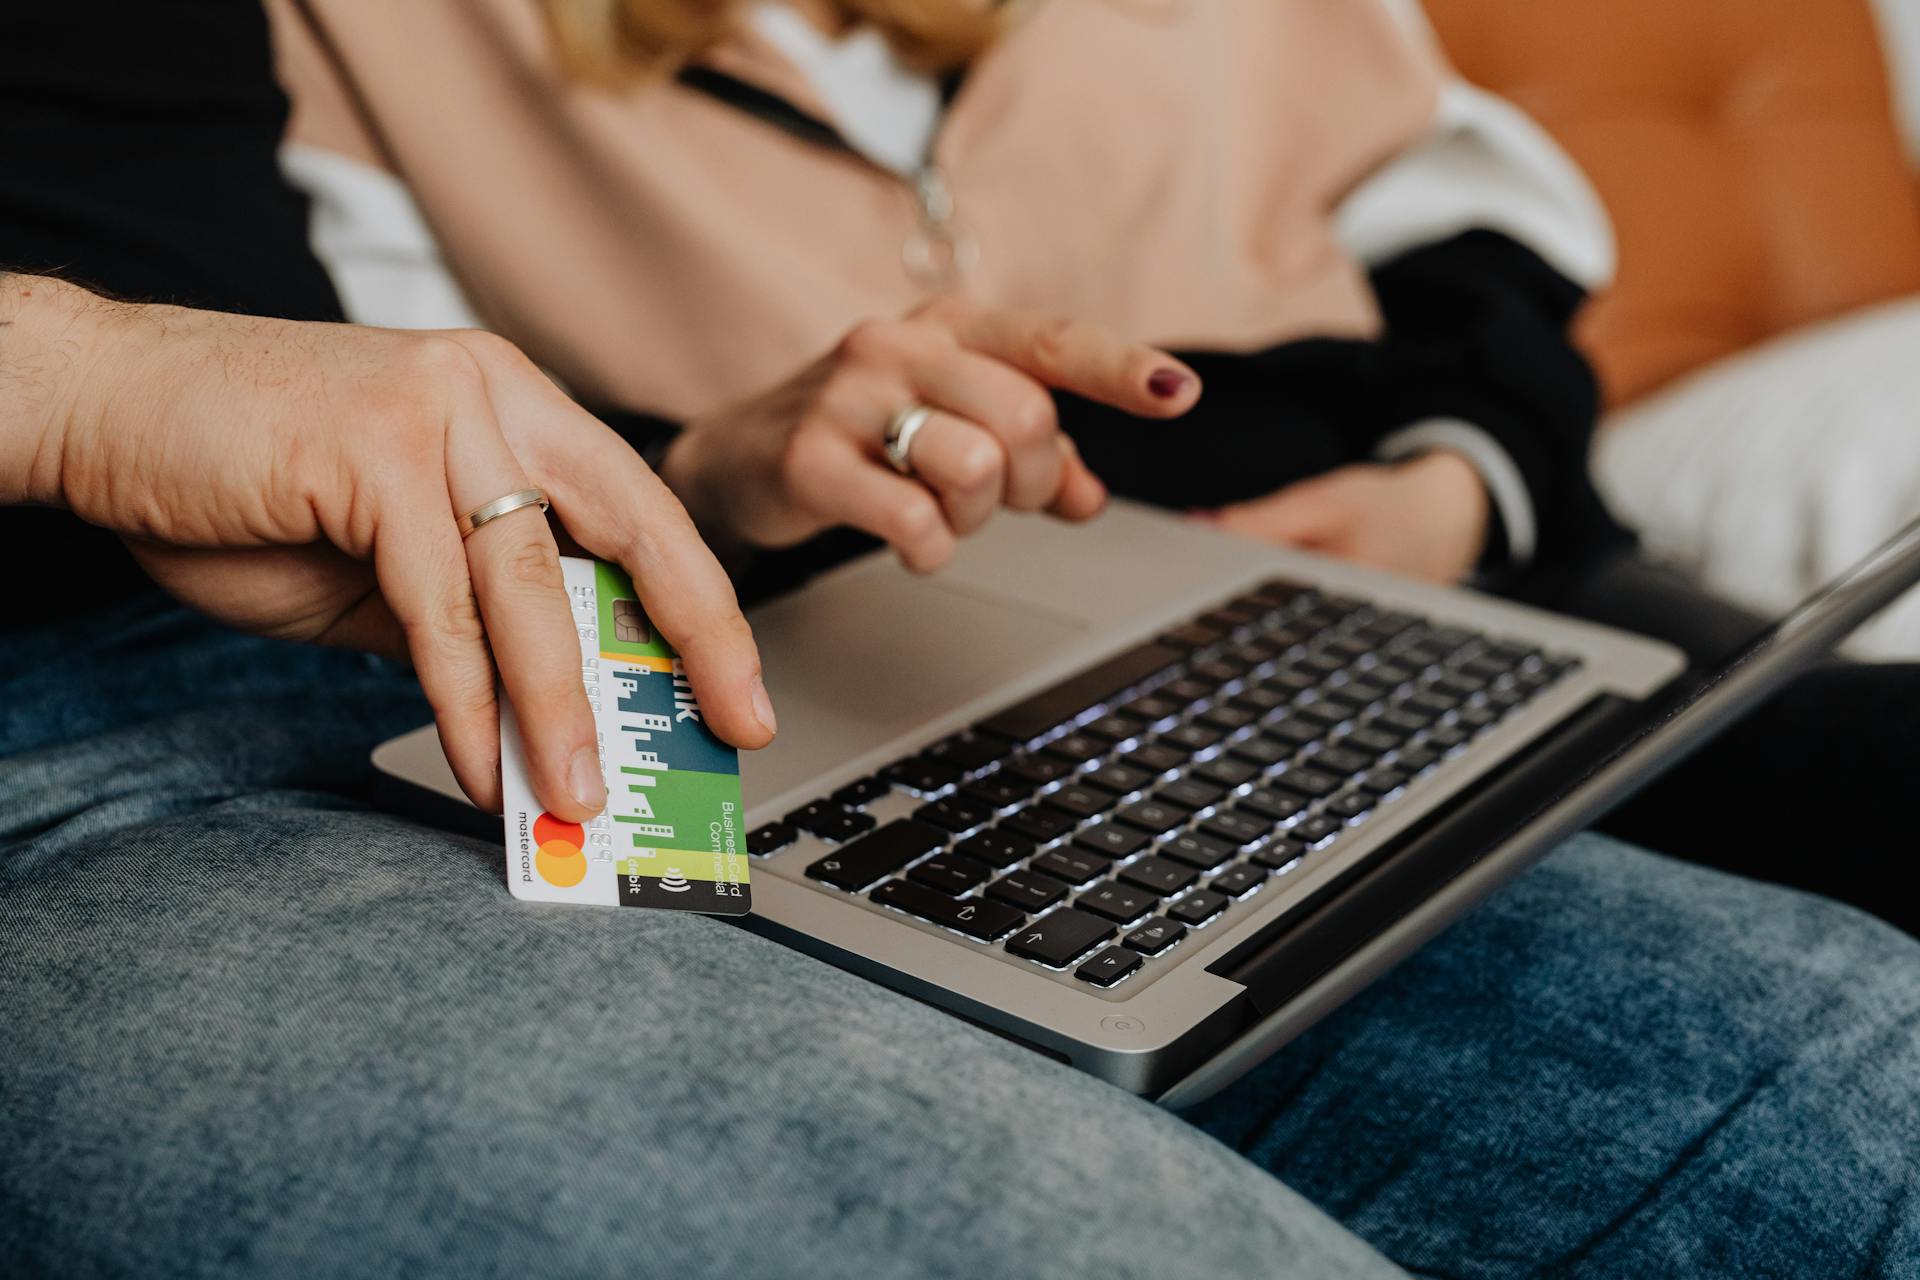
[0,602,1404,1279]
[4,602,1918,1278]
[1187,844,1920,1278]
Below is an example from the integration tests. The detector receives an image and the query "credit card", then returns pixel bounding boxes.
[501,557,750,915]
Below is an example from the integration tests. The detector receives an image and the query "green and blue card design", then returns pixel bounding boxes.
[501,558,750,915]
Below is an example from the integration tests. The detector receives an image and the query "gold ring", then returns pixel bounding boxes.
[457,486,550,539]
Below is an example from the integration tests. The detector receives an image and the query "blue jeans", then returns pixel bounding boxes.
[4,601,1918,1278]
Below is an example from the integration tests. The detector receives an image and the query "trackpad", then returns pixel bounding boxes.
[744,570,1085,804]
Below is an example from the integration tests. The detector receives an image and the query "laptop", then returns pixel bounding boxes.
[372,499,1920,1105]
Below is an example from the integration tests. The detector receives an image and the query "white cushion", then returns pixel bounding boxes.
[1594,296,1920,660]
[1871,0,1920,170]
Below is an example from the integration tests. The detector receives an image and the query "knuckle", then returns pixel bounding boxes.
[404,577,488,669]
[437,582,488,648]
[707,602,756,653]
[1028,314,1079,367]
[616,527,667,587]
[452,328,522,366]
[439,682,496,728]
[616,494,705,579]
[909,295,967,328]
[502,533,563,591]
[814,372,872,429]
[952,440,1002,492]
[616,494,690,569]
[399,332,486,389]
[1002,388,1057,448]
[838,318,904,366]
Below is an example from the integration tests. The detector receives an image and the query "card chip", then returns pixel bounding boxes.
[612,598,651,644]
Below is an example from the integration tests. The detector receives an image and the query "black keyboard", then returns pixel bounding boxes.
[746,579,1580,990]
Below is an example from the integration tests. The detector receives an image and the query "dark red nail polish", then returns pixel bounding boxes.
[1148,368,1190,398]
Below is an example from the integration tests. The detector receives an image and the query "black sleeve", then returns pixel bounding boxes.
[0,3,345,321]
[1,2,349,623]
[1365,229,1632,574]
[1054,229,1630,573]
[591,408,681,470]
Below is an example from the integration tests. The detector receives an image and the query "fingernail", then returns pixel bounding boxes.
[568,745,606,813]
[1148,368,1190,398]
[750,676,779,738]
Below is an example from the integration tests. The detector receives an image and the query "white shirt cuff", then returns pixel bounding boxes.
[1375,418,1538,567]
[1347,1,1615,290]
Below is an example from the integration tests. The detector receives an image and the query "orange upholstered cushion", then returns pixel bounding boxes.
[1424,0,1920,405]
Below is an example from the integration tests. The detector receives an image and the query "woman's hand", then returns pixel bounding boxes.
[5,275,774,823]
[658,298,1201,572]
[1205,453,1491,584]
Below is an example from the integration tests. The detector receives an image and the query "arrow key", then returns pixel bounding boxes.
[1076,947,1144,988]
[1004,909,1117,968]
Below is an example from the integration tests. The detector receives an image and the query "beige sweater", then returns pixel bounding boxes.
[273,0,1441,420]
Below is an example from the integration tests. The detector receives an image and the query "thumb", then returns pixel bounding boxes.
[1210,480,1346,546]
[1045,434,1109,521]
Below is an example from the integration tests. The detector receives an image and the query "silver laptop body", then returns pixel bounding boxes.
[373,500,1920,1104]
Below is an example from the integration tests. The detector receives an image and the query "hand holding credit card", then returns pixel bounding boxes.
[501,558,751,915]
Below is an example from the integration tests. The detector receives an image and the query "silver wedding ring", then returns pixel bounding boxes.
[884,405,935,476]
[457,486,551,539]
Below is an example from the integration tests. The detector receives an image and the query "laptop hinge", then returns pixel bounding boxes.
[1207,693,1649,1018]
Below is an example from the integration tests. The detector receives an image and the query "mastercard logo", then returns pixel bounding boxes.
[532,813,589,888]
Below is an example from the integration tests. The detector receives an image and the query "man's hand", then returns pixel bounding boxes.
[1206,453,1491,584]
[6,274,774,823]
[659,298,1201,573]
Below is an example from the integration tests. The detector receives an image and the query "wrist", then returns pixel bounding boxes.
[1398,449,1490,557]
[0,274,113,507]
